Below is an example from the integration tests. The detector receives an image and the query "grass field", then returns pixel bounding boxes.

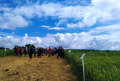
[65,49,120,81]
[0,49,14,57]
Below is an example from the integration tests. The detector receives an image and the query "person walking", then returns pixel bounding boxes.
[48,47,52,57]
[20,47,22,57]
[34,48,37,57]
[17,47,20,57]
[37,48,42,58]
[45,48,48,55]
[41,48,43,56]
[29,46,33,59]
[60,46,65,58]
[55,47,57,55]
[15,46,18,56]
[24,46,28,56]
[28,47,30,57]
[57,47,61,59]
[52,48,55,56]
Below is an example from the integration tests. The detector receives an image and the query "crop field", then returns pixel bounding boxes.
[64,49,120,81]
[0,49,14,57]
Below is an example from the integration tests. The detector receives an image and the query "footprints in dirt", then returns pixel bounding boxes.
[7,72,19,76]
[38,62,46,64]
[5,69,9,71]
[4,68,19,77]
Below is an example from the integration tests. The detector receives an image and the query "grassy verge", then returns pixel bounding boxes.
[0,49,15,57]
[64,49,120,81]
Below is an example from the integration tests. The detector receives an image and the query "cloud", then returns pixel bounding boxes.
[41,25,50,28]
[67,22,85,28]
[50,24,120,50]
[0,0,120,50]
[0,32,16,37]
[1,0,120,29]
[92,0,120,21]
[89,24,120,33]
[66,0,120,28]
[88,24,120,42]
[55,19,67,27]
[1,23,120,50]
[0,13,29,30]
[41,25,65,30]
[49,27,65,30]
[0,33,42,48]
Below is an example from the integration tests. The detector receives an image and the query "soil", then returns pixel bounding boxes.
[0,54,79,81]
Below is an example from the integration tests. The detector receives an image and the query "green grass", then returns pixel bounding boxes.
[64,49,120,81]
[0,49,15,57]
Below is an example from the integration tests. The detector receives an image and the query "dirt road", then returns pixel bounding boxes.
[0,55,79,81]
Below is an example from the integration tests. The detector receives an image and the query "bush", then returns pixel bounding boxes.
[0,49,15,57]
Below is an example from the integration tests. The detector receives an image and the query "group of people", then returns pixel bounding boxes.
[14,46,65,59]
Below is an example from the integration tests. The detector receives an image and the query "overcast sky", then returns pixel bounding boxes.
[0,0,120,50]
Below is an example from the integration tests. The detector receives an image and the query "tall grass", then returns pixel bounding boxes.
[64,49,120,81]
[0,49,15,57]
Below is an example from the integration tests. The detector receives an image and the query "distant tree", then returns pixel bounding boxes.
[25,44,31,48]
[31,44,35,48]
[14,45,18,49]
[6,48,9,50]
[25,44,35,48]
[0,47,4,49]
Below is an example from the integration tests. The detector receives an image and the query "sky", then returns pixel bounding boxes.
[0,0,120,50]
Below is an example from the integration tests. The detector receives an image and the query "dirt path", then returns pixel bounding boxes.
[0,55,79,81]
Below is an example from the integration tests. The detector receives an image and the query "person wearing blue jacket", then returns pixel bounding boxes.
[34,48,37,57]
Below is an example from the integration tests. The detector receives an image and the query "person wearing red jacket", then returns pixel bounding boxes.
[48,47,52,57]
[17,47,20,57]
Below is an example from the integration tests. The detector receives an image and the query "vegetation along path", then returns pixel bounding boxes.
[0,55,79,81]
